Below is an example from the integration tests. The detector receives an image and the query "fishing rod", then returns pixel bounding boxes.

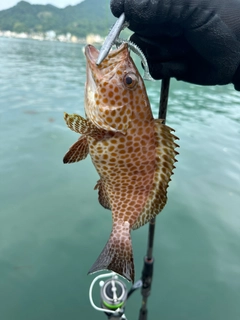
[89,78,171,320]
[138,77,170,320]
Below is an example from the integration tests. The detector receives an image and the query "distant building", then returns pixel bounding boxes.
[86,34,104,45]
[71,35,78,43]
[45,30,56,40]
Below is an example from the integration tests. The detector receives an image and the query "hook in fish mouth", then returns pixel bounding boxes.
[85,43,129,72]
[94,12,154,81]
[87,40,154,81]
[96,12,127,66]
[85,43,128,63]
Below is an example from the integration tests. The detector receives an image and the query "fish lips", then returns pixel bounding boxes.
[85,45,99,67]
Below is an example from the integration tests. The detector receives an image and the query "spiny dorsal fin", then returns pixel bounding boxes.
[63,135,89,164]
[132,119,179,230]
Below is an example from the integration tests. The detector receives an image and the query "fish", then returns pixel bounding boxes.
[63,43,179,282]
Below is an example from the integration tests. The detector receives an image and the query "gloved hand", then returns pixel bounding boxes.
[110,0,240,90]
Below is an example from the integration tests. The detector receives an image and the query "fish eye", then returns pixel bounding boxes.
[123,73,138,89]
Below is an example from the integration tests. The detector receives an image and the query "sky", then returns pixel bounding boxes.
[0,0,84,11]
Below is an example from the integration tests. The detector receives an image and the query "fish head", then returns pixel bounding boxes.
[84,43,150,134]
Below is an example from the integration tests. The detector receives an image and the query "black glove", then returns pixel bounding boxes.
[110,0,240,90]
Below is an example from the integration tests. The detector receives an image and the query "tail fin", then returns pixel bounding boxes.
[88,220,134,282]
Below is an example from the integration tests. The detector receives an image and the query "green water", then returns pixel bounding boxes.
[0,37,240,320]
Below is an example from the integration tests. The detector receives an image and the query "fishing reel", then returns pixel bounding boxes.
[89,272,142,320]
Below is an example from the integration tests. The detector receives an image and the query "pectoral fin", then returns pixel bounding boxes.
[63,135,89,164]
[64,113,106,139]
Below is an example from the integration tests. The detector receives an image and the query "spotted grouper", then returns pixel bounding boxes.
[63,43,179,282]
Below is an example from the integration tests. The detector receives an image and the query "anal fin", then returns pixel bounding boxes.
[63,135,89,163]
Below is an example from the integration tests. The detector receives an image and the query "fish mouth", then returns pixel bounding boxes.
[85,43,128,74]
[85,45,99,64]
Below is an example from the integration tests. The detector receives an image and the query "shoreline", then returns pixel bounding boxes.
[0,30,104,45]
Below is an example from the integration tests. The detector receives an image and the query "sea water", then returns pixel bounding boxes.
[0,37,240,320]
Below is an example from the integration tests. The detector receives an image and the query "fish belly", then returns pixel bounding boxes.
[88,120,157,227]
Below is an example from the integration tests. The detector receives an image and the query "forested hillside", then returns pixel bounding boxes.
[0,0,115,37]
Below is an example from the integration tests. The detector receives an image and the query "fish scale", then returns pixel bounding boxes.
[63,43,179,282]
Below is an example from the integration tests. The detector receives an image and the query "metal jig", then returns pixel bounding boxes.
[96,13,154,81]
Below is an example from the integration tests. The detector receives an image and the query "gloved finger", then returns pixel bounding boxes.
[147,60,188,81]
[149,59,223,86]
[129,33,193,81]
[184,14,240,85]
[131,32,238,85]
[110,0,124,18]
[232,65,240,91]
[111,0,173,36]
[130,33,192,62]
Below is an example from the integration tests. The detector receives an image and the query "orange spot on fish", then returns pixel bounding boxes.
[108,146,115,152]
[106,117,113,123]
[122,115,127,123]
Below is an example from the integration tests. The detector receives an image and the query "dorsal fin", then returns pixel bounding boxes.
[132,119,179,230]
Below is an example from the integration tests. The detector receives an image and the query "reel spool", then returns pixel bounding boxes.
[89,272,128,319]
[100,277,128,311]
